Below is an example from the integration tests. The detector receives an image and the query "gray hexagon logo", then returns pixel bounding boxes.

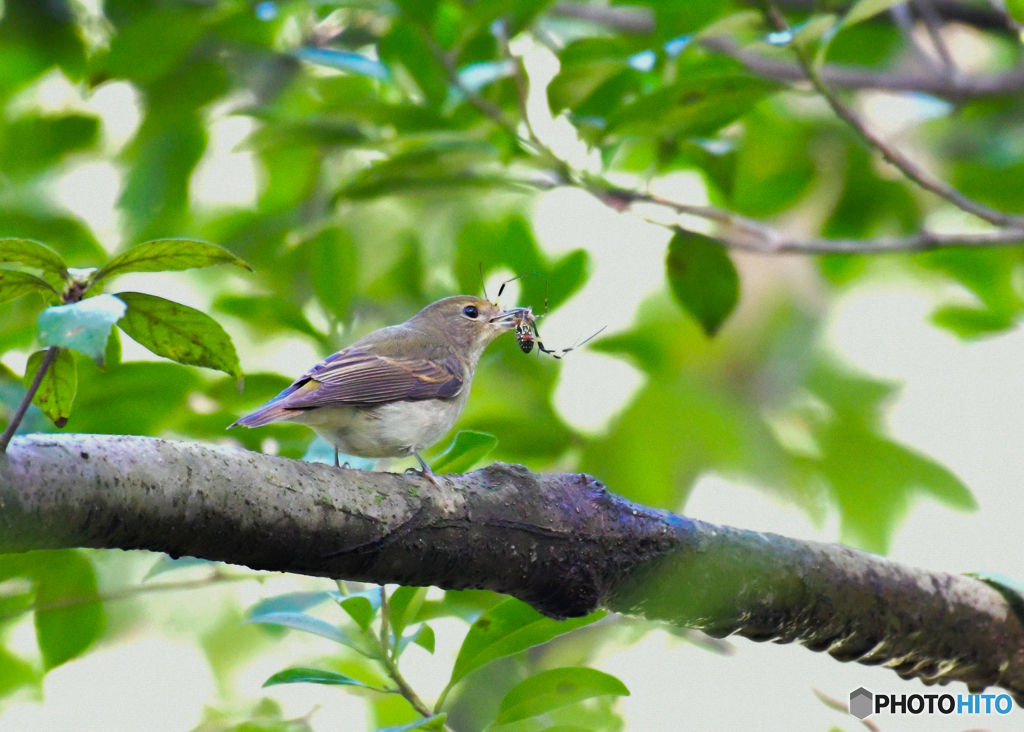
[849,687,873,720]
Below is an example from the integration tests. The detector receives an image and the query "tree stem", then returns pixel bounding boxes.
[0,346,59,454]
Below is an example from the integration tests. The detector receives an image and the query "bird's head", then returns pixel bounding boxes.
[411,295,523,360]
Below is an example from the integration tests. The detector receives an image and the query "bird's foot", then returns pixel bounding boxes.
[408,453,443,487]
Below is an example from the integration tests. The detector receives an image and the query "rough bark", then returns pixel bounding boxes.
[1,433,1022,703]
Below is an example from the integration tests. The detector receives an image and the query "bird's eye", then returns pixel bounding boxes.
[463,305,479,319]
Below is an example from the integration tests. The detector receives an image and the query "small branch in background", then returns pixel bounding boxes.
[914,0,959,78]
[813,688,882,732]
[986,0,1024,36]
[0,570,268,625]
[765,1,1024,229]
[890,3,944,73]
[549,1,656,34]
[0,346,59,454]
[698,35,1024,99]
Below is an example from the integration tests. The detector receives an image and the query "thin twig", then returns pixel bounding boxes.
[914,0,959,78]
[0,346,59,453]
[698,35,1024,99]
[812,688,882,732]
[373,587,437,720]
[0,570,267,624]
[890,3,942,72]
[765,2,1024,228]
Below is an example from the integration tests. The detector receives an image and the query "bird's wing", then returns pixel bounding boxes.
[272,348,464,409]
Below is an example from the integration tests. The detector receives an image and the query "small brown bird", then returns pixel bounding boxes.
[230,296,519,481]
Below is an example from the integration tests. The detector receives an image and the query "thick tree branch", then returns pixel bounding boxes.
[1,433,1022,703]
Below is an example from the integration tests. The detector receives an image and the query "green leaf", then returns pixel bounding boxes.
[0,113,100,180]
[0,269,57,305]
[263,667,380,689]
[448,598,604,689]
[1009,0,1024,24]
[340,595,378,631]
[247,611,371,656]
[666,231,739,337]
[395,623,435,657]
[92,239,251,284]
[374,714,446,732]
[494,668,629,726]
[308,228,358,322]
[37,295,127,365]
[432,431,498,473]
[31,550,105,670]
[0,238,68,279]
[143,555,215,581]
[116,292,242,386]
[843,0,904,27]
[0,646,37,698]
[248,591,338,616]
[25,349,77,427]
[388,586,428,639]
[931,306,1015,339]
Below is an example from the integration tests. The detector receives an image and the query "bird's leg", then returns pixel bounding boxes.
[406,452,442,487]
[334,447,340,468]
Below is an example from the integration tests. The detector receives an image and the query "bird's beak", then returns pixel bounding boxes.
[490,307,530,328]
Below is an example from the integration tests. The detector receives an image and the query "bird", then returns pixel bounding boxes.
[229,295,520,483]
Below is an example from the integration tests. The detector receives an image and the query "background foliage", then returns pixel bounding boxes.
[1,0,1022,730]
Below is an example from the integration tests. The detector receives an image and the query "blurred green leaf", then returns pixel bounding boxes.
[432,430,498,473]
[494,667,629,726]
[0,212,105,268]
[308,228,358,323]
[606,58,776,139]
[731,106,814,216]
[31,550,105,670]
[666,231,739,337]
[103,6,205,83]
[389,586,428,640]
[247,591,338,617]
[843,0,904,26]
[37,295,127,365]
[64,360,199,436]
[0,238,68,279]
[0,113,99,179]
[395,623,435,657]
[143,555,214,581]
[263,667,380,689]
[0,269,57,305]
[1009,0,1024,24]
[804,360,976,553]
[247,611,371,656]
[378,20,449,106]
[338,141,504,200]
[0,645,37,698]
[448,598,604,689]
[931,306,1015,338]
[117,292,242,386]
[94,239,251,284]
[25,348,77,427]
[214,295,325,344]
[374,714,446,732]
